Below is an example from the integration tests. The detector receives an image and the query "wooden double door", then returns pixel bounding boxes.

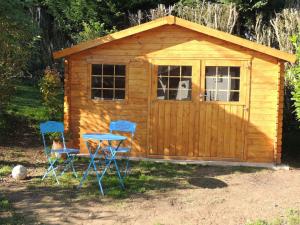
[149,59,250,160]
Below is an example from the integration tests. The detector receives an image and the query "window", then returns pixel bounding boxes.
[205,66,240,102]
[157,65,192,100]
[91,64,126,100]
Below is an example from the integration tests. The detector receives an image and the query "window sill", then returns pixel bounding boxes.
[90,99,128,105]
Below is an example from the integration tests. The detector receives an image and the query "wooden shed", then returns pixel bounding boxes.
[53,16,296,163]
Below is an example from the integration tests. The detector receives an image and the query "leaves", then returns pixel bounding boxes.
[39,67,63,120]
[0,0,37,113]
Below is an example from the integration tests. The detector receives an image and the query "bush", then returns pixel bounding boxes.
[290,33,300,122]
[39,67,63,120]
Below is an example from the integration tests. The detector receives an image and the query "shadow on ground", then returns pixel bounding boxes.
[282,130,300,168]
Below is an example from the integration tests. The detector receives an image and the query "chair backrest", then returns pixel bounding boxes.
[40,121,66,153]
[109,120,136,147]
[40,121,64,134]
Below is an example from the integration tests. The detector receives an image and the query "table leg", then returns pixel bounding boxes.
[91,152,105,195]
[78,141,101,189]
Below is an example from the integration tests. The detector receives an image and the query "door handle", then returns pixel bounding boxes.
[243,106,249,111]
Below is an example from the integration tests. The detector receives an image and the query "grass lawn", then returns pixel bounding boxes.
[0,80,60,147]
[6,81,49,122]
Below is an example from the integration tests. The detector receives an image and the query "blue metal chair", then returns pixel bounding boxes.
[109,120,136,177]
[40,121,79,184]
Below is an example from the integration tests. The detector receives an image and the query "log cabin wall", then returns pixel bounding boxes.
[65,24,282,163]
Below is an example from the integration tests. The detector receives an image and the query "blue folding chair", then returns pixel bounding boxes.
[40,121,79,184]
[108,120,136,177]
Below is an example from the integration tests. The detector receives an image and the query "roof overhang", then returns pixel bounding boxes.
[53,16,296,63]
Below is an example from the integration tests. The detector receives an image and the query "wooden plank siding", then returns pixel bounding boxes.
[66,24,282,163]
[246,56,280,162]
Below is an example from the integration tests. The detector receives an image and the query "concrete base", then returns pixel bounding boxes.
[128,157,290,170]
[76,154,290,170]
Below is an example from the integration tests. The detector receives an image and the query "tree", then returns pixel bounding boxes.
[0,0,37,113]
[39,67,63,120]
[290,34,300,121]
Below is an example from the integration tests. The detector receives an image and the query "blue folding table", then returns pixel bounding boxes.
[78,133,126,195]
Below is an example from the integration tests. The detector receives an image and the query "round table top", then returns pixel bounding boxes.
[82,133,127,141]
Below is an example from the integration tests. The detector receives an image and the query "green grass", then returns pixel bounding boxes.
[6,81,49,122]
[246,209,300,225]
[0,196,11,212]
[0,80,59,145]
[26,159,264,199]
[0,165,12,177]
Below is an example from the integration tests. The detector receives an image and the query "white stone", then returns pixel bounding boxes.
[12,165,27,180]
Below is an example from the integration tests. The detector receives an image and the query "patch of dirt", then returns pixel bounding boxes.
[1,146,300,225]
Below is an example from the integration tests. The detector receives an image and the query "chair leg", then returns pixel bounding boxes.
[70,159,78,178]
[43,159,59,184]
[113,158,125,189]
[124,156,130,177]
[61,155,78,178]
[52,167,60,184]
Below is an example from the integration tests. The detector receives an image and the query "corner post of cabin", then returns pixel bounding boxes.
[274,61,285,164]
[63,58,71,133]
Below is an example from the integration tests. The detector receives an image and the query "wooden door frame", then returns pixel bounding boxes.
[200,59,251,161]
[146,58,251,160]
[147,59,200,157]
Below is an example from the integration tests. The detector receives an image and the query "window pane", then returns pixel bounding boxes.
[158,77,168,89]
[169,90,178,100]
[158,66,168,76]
[205,90,215,101]
[92,76,102,88]
[115,77,125,89]
[205,66,241,102]
[217,77,228,90]
[157,89,167,100]
[115,90,125,99]
[230,67,240,78]
[92,89,102,99]
[181,66,192,76]
[103,89,113,99]
[230,79,240,91]
[169,66,180,76]
[205,66,216,76]
[180,78,192,90]
[169,78,180,89]
[92,64,102,75]
[216,91,228,101]
[206,77,216,90]
[115,65,125,76]
[229,92,239,101]
[103,64,114,75]
[177,89,191,100]
[103,77,114,88]
[157,65,192,101]
[218,67,229,77]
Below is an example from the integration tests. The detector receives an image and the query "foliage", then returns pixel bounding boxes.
[72,21,117,44]
[42,0,98,35]
[290,33,300,121]
[0,166,12,177]
[0,0,38,114]
[246,209,300,225]
[39,67,63,120]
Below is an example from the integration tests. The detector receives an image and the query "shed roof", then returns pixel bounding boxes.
[53,16,296,63]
